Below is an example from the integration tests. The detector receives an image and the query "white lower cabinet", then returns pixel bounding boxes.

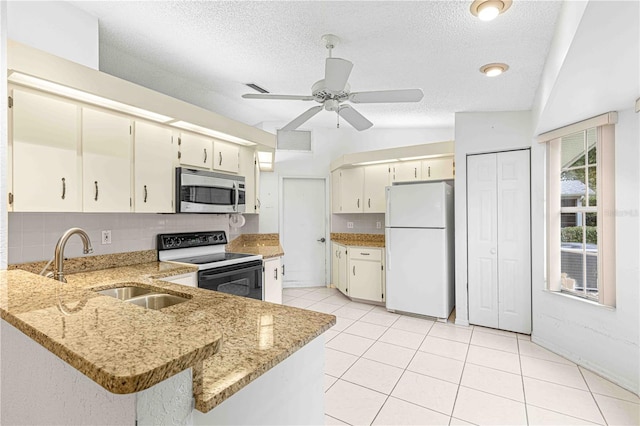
[263,257,283,304]
[332,244,384,303]
[163,272,198,287]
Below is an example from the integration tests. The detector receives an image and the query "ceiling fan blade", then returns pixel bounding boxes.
[281,105,324,131]
[349,89,424,104]
[242,93,315,101]
[325,58,353,93]
[338,105,373,131]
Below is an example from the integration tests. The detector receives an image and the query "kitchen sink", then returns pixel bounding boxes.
[126,294,190,310]
[96,285,153,300]
[94,284,190,310]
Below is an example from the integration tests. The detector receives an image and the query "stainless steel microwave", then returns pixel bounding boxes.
[175,167,246,213]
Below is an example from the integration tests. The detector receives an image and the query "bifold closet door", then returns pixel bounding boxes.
[468,150,531,334]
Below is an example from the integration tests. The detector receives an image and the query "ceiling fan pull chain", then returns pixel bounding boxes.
[337,110,340,128]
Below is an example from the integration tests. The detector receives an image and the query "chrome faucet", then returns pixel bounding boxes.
[47,227,94,283]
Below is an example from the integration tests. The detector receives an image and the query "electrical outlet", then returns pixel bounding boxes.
[347,222,354,229]
[101,230,112,245]
[376,221,382,229]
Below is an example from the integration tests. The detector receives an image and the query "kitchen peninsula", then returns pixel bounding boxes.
[0,257,334,425]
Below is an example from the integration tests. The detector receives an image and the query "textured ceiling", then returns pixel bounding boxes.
[70,1,563,130]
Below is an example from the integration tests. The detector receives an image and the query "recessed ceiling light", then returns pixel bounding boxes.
[480,63,509,77]
[470,0,512,21]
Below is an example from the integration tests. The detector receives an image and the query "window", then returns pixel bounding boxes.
[540,112,616,306]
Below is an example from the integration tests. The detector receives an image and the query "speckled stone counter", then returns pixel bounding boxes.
[227,233,285,258]
[331,232,385,248]
[1,260,335,413]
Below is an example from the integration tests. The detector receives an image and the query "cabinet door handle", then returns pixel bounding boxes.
[353,265,356,276]
[219,151,223,166]
[428,166,431,177]
[360,252,370,256]
[414,167,417,178]
[357,198,360,208]
[94,181,99,201]
[143,185,148,203]
[61,177,66,200]
[204,148,208,163]
[368,198,371,208]
[282,265,285,275]
[274,268,278,280]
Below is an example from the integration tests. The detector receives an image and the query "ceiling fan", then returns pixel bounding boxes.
[242,34,424,131]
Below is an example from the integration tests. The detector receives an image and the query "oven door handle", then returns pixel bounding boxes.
[234,182,239,212]
[199,264,262,280]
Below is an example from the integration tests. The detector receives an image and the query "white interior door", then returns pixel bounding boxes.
[467,150,531,334]
[281,178,327,288]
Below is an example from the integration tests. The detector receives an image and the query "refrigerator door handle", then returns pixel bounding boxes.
[385,229,390,271]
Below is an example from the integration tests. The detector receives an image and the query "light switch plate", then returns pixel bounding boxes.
[347,222,354,229]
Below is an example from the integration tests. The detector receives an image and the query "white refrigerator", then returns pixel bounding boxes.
[385,181,454,319]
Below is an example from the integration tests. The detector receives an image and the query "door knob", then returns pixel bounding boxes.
[317,237,326,243]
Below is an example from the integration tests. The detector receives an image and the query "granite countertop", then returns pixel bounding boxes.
[0,260,335,413]
[331,233,385,248]
[227,233,285,259]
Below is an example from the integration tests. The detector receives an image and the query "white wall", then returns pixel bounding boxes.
[6,1,98,69]
[453,111,534,327]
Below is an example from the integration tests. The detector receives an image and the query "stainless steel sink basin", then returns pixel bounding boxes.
[126,294,190,310]
[96,286,153,300]
[94,285,190,310]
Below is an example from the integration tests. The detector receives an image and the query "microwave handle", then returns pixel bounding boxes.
[234,183,239,212]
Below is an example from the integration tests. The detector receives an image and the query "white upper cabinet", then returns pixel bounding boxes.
[363,164,390,213]
[213,139,240,173]
[239,146,258,213]
[331,170,342,213]
[422,156,454,181]
[82,108,132,212]
[340,167,365,213]
[11,88,81,212]
[391,160,422,183]
[179,132,213,169]
[133,121,175,213]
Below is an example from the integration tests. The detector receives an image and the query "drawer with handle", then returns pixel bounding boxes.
[349,248,382,261]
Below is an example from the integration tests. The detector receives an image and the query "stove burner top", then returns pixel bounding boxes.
[173,252,255,265]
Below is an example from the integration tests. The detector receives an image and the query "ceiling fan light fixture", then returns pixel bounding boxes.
[480,63,509,77]
[470,0,512,21]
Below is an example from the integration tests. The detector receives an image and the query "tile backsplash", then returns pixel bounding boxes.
[8,212,235,264]
[331,213,385,235]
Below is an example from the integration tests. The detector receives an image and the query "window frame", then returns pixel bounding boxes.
[542,113,616,307]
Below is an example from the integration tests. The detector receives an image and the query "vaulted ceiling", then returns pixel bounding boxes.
[71,1,563,131]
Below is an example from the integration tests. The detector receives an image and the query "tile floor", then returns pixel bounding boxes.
[283,286,640,426]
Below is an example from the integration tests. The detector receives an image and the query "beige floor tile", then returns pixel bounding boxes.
[391,371,458,415]
[325,348,358,377]
[325,380,387,426]
[517,333,531,341]
[299,291,332,302]
[521,355,588,390]
[360,310,401,327]
[470,330,519,353]
[344,300,377,311]
[363,341,417,369]
[323,329,340,343]
[331,317,355,332]
[526,405,601,425]
[419,335,469,362]
[333,305,369,320]
[379,327,426,350]
[580,367,640,403]
[593,393,640,426]
[342,358,404,395]
[282,288,313,297]
[323,295,351,307]
[308,301,341,314]
[325,414,349,425]
[407,351,464,384]
[449,417,476,425]
[326,333,376,357]
[460,363,524,402]
[518,340,575,365]
[466,345,521,374]
[325,374,339,392]
[282,295,296,303]
[372,397,451,425]
[473,326,518,338]
[343,320,388,340]
[428,323,472,343]
[283,298,316,309]
[391,315,435,335]
[523,377,605,424]
[452,386,527,425]
[312,286,339,295]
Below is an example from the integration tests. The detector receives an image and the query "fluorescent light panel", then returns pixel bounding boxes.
[8,71,175,123]
[170,121,256,146]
